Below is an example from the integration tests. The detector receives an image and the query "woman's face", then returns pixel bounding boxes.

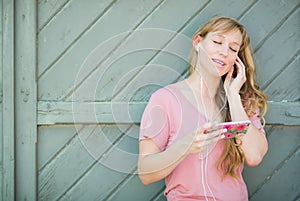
[197,29,243,76]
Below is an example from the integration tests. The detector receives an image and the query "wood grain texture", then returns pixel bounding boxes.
[38,124,131,200]
[243,126,300,198]
[105,174,165,201]
[56,125,139,200]
[255,6,300,88]
[38,125,78,169]
[0,0,2,196]
[264,102,300,125]
[38,0,163,101]
[38,0,70,30]
[38,0,115,76]
[14,1,37,200]
[1,0,15,200]
[264,55,300,102]
[38,101,300,125]
[240,0,298,49]
[38,101,147,124]
[2,0,297,200]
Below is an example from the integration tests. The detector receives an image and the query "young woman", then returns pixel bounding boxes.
[138,16,268,201]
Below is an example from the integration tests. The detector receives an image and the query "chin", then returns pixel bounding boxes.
[215,69,229,77]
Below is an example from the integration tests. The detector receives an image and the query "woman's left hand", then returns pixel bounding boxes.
[224,56,247,96]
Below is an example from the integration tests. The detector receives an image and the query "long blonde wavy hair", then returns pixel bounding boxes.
[189,16,267,179]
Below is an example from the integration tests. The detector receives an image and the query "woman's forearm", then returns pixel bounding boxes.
[138,139,188,185]
[227,93,268,166]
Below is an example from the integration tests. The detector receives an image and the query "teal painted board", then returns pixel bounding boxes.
[264,102,300,126]
[240,0,299,49]
[264,55,300,102]
[38,0,163,101]
[37,101,148,124]
[139,0,208,30]
[0,0,3,197]
[249,149,299,201]
[38,0,69,30]
[38,124,129,200]
[113,51,190,102]
[255,7,300,89]
[243,126,300,196]
[102,0,254,102]
[59,159,130,201]
[14,0,37,200]
[106,174,165,201]
[58,126,140,200]
[38,0,114,76]
[181,0,256,37]
[153,192,167,201]
[38,125,78,169]
[30,1,300,201]
[37,101,300,125]
[1,0,15,200]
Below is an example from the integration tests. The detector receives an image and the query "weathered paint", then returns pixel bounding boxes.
[14,0,37,200]
[1,0,299,201]
[1,0,15,200]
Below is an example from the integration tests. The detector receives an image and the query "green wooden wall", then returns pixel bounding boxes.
[1,0,300,200]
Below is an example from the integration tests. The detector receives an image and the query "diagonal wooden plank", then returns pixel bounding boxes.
[243,126,300,197]
[105,173,165,201]
[38,0,163,101]
[68,0,210,103]
[37,125,80,171]
[38,0,116,77]
[255,6,300,88]
[256,8,300,89]
[239,0,299,48]
[181,0,257,37]
[113,0,257,102]
[38,124,130,200]
[38,0,70,32]
[57,125,138,200]
[263,55,300,102]
[249,147,300,201]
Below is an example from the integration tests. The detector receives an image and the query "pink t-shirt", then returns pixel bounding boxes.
[139,84,265,201]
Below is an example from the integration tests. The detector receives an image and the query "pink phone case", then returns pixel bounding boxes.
[204,120,251,139]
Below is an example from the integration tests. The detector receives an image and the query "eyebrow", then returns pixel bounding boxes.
[212,33,241,47]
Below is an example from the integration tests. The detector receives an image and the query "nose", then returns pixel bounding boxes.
[219,44,229,56]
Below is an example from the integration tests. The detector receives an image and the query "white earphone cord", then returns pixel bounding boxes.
[198,72,230,201]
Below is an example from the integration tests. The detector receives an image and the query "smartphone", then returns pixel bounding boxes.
[232,64,237,78]
[204,120,251,139]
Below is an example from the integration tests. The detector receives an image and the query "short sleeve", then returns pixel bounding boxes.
[249,108,266,134]
[139,90,170,151]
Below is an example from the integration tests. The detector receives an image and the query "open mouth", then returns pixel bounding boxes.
[212,59,225,67]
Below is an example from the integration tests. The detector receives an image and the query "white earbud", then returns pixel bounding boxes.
[197,43,200,52]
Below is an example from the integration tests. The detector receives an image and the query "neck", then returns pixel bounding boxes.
[187,69,221,98]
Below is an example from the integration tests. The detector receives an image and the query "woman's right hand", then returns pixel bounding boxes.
[183,122,226,155]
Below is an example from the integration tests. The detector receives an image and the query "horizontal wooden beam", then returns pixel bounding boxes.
[264,101,300,126]
[38,101,148,125]
[38,101,300,125]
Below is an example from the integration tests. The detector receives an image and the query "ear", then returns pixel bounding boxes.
[192,34,202,51]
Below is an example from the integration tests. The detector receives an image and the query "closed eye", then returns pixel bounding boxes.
[213,40,222,44]
[230,47,238,52]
